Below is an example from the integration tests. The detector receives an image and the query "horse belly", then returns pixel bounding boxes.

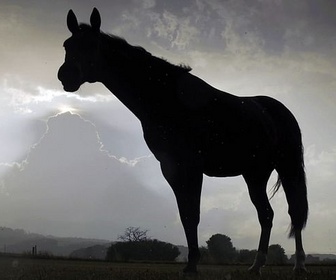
[202,148,246,177]
[201,140,274,177]
[203,164,242,177]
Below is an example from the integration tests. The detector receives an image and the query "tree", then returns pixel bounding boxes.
[106,239,180,262]
[267,244,288,265]
[236,249,257,264]
[118,226,149,242]
[107,226,179,262]
[199,246,211,264]
[206,234,237,263]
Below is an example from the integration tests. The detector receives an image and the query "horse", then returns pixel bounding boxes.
[58,8,308,274]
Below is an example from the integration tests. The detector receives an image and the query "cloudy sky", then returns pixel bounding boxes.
[1,0,336,255]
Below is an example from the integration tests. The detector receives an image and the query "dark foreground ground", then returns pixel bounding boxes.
[1,254,336,280]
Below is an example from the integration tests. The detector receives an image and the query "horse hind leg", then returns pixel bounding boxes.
[293,230,307,273]
[278,167,308,273]
[243,171,273,274]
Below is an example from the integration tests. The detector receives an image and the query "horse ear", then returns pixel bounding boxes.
[67,9,79,34]
[90,7,101,32]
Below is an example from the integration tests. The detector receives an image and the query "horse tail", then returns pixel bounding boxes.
[270,175,282,199]
[253,95,308,238]
[276,142,308,238]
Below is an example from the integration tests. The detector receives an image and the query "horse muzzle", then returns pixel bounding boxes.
[57,63,82,92]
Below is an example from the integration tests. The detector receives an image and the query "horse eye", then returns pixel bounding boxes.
[68,53,77,59]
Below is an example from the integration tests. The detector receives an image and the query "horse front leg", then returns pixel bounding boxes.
[160,160,203,273]
[176,192,202,273]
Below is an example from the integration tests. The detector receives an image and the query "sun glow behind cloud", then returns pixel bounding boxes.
[57,104,78,114]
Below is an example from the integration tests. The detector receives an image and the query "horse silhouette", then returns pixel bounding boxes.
[58,8,308,274]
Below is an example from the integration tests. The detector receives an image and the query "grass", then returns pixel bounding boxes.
[1,254,336,280]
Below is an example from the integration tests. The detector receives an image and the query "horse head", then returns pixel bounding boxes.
[58,8,102,92]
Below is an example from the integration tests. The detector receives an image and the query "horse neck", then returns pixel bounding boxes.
[100,71,147,119]
[98,50,184,121]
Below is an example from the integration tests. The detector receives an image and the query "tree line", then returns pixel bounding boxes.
[201,233,287,265]
[105,227,288,265]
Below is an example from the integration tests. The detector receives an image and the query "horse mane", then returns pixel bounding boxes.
[78,23,192,73]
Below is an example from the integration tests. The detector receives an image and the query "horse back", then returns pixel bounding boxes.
[142,74,301,176]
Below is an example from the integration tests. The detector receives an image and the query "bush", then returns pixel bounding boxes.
[106,239,180,262]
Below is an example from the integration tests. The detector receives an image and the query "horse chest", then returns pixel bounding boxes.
[142,122,196,154]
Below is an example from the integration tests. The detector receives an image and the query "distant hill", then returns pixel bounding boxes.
[0,227,110,256]
[0,227,188,261]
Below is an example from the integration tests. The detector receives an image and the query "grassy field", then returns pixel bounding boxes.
[1,254,336,280]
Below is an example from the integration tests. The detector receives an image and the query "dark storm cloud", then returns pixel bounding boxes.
[104,0,336,55]
[1,0,335,94]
